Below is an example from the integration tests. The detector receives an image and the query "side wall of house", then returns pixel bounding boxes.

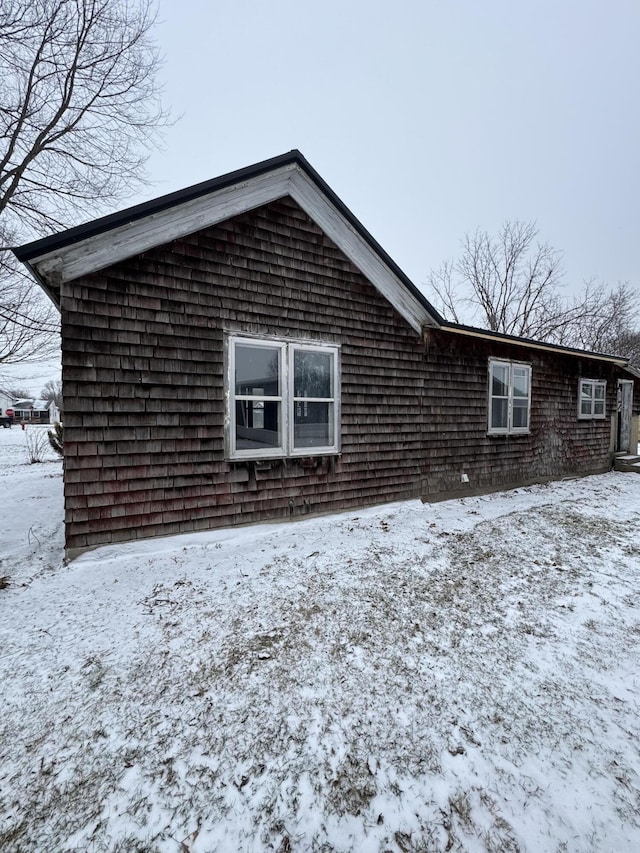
[420,331,618,497]
[61,198,617,554]
[61,198,430,553]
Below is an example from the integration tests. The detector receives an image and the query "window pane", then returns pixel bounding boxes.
[580,399,592,416]
[235,400,281,450]
[491,365,509,397]
[581,381,593,400]
[294,402,333,449]
[594,400,605,416]
[294,350,333,399]
[491,398,508,429]
[252,398,264,429]
[235,344,280,396]
[512,398,529,429]
[594,383,605,400]
[513,367,530,398]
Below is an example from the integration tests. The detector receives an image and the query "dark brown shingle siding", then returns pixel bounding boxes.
[61,197,617,554]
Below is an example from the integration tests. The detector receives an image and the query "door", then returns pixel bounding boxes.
[617,380,634,452]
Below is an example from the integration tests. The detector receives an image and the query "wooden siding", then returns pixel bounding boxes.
[61,197,619,555]
[422,331,618,495]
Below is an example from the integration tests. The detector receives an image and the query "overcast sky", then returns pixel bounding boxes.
[5,0,640,393]
[137,0,640,297]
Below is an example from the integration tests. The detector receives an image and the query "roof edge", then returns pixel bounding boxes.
[439,322,629,365]
[14,150,306,261]
[13,149,444,327]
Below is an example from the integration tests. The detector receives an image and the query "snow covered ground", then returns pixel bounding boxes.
[1,425,640,853]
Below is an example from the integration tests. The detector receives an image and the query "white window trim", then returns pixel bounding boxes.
[578,378,607,420]
[229,337,286,461]
[227,334,340,460]
[488,359,532,435]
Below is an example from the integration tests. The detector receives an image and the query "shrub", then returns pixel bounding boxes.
[48,422,63,457]
[24,427,49,464]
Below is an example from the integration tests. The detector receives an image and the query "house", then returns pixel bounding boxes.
[0,389,13,412]
[13,151,639,558]
[0,389,14,425]
[11,399,59,425]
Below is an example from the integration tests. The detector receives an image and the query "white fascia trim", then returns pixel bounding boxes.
[30,165,438,335]
[34,164,297,285]
[287,170,437,333]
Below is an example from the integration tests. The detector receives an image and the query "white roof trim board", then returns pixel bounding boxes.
[21,162,440,334]
[13,150,633,365]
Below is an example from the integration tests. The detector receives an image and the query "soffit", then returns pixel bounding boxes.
[16,159,441,334]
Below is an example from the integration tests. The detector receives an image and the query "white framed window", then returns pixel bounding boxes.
[578,379,606,419]
[227,335,340,459]
[488,359,531,435]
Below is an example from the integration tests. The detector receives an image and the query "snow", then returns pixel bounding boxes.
[1,424,640,852]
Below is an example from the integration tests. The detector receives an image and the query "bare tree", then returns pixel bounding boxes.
[0,266,60,362]
[40,377,63,409]
[565,281,640,364]
[2,386,32,400]
[0,0,168,364]
[427,221,575,339]
[426,221,640,359]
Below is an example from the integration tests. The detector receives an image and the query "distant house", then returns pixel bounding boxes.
[0,390,13,416]
[14,151,640,558]
[12,399,59,425]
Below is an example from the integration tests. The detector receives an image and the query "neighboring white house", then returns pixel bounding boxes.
[12,399,59,424]
[0,390,13,418]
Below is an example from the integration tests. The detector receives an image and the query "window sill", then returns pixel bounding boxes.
[228,449,340,463]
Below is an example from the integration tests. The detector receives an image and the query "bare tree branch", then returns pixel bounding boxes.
[0,0,169,364]
[40,377,62,408]
[425,260,465,324]
[425,220,640,364]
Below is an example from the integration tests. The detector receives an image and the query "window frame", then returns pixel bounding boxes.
[227,334,340,461]
[230,337,286,460]
[487,359,532,436]
[578,378,606,420]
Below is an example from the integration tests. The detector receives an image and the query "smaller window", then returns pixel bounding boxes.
[488,360,531,435]
[578,379,606,419]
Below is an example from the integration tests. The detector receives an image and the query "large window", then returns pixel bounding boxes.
[488,359,531,435]
[578,379,606,419]
[228,335,340,459]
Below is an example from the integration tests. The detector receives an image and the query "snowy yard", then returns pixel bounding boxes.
[1,426,640,852]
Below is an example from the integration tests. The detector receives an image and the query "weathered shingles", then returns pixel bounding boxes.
[61,196,615,552]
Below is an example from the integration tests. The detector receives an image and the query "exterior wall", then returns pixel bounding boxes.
[61,198,619,555]
[0,393,12,415]
[12,407,51,424]
[61,198,428,554]
[421,332,618,497]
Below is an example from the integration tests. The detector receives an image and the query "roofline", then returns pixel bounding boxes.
[439,322,630,365]
[14,151,303,260]
[14,151,629,370]
[13,149,445,326]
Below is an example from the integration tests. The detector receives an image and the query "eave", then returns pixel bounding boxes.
[13,150,443,335]
[436,322,629,366]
